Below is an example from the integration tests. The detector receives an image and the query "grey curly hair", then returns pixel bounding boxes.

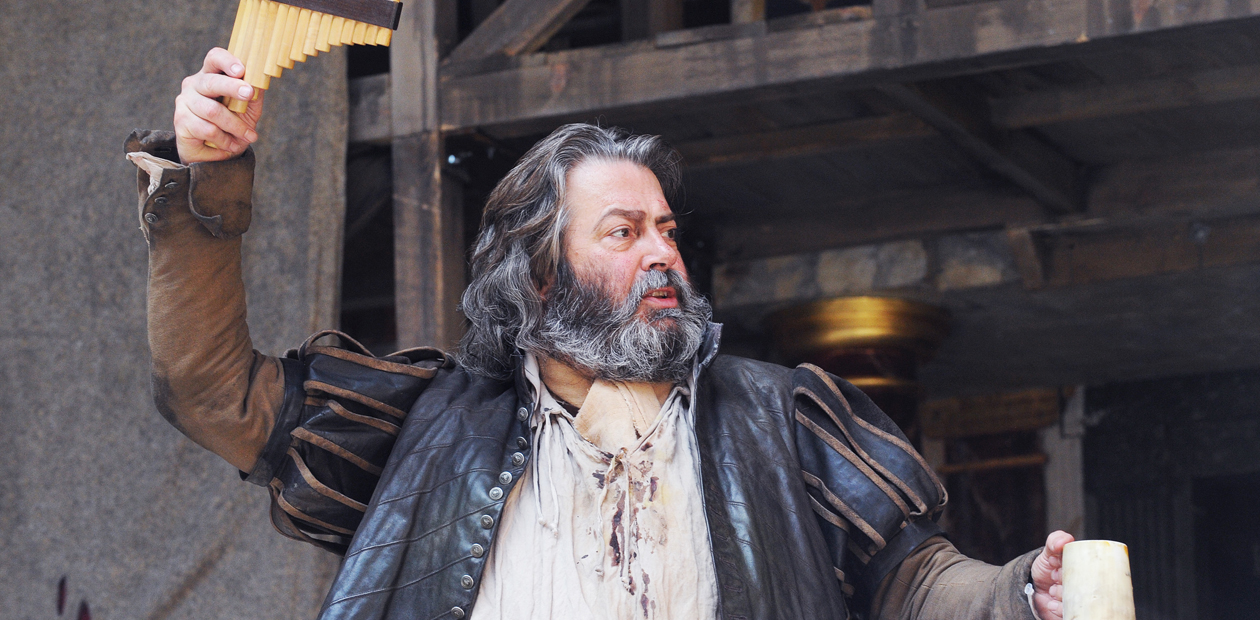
[456,123,685,380]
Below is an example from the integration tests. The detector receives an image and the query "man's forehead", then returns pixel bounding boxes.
[565,159,673,225]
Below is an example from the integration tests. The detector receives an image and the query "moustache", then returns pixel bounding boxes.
[623,269,687,306]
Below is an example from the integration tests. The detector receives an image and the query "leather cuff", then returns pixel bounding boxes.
[242,356,308,486]
[124,128,254,240]
[862,517,945,597]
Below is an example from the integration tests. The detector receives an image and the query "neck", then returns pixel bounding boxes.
[537,356,674,409]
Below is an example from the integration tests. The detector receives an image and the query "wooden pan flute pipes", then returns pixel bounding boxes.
[224,0,403,113]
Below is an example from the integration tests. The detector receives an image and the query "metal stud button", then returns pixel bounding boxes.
[516,436,529,449]
[471,543,485,558]
[460,574,474,589]
[143,213,159,224]
[452,607,466,619]
[511,452,525,467]
[488,486,503,501]
[498,471,513,485]
[480,514,495,529]
[154,196,168,205]
[164,181,179,189]
[516,406,529,421]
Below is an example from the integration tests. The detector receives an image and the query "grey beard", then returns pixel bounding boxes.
[536,262,712,383]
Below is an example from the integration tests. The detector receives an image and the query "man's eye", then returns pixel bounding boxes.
[611,228,631,238]
[664,228,678,240]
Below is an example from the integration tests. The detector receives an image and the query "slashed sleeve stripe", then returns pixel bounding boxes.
[304,380,408,420]
[307,344,441,379]
[797,383,925,515]
[267,486,352,554]
[847,538,873,565]
[795,405,914,518]
[834,569,855,597]
[273,486,358,536]
[802,470,886,549]
[801,365,944,513]
[808,493,852,533]
[327,399,401,435]
[286,447,369,512]
[291,427,384,475]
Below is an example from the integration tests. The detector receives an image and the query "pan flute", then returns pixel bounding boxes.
[225,0,403,113]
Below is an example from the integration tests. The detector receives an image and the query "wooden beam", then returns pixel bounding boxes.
[392,134,466,351]
[936,453,1048,475]
[714,187,1045,261]
[675,113,934,168]
[715,141,1260,262]
[438,0,1260,131]
[991,63,1260,129]
[1036,213,1260,288]
[391,0,465,350]
[921,388,1061,439]
[875,83,1082,215]
[1089,144,1260,220]
[390,0,440,136]
[446,0,594,64]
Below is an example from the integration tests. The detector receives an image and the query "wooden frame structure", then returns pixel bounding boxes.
[361,0,1260,380]
[340,2,1260,616]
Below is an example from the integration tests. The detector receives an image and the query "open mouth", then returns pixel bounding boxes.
[644,287,676,300]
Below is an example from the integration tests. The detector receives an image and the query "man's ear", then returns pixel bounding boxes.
[537,274,554,300]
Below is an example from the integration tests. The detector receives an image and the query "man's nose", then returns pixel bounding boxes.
[640,230,680,271]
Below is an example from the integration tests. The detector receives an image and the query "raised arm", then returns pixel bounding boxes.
[129,50,450,553]
[130,48,271,473]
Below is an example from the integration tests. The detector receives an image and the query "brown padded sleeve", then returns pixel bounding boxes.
[129,129,284,473]
[871,535,1040,620]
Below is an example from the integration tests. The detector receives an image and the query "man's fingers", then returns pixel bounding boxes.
[186,95,257,142]
[1033,591,1064,620]
[1046,530,1075,554]
[180,116,245,155]
[178,48,259,164]
[201,47,245,79]
[185,72,253,104]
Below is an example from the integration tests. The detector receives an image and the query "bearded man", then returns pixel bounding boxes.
[125,48,1074,620]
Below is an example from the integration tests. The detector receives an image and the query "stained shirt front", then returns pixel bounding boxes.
[469,355,720,620]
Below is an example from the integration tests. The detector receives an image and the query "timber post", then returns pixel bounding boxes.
[390,0,464,351]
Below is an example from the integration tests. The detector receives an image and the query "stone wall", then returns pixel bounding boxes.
[0,0,347,617]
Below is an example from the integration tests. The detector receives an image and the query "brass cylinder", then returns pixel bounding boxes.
[769,296,950,442]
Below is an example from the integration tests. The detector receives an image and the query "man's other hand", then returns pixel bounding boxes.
[174,48,264,164]
[1031,530,1075,620]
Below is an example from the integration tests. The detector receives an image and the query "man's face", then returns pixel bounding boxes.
[558,158,688,316]
[532,157,709,383]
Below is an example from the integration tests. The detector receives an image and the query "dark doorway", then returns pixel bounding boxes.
[1194,471,1260,620]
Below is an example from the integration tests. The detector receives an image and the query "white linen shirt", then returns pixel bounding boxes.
[469,355,720,620]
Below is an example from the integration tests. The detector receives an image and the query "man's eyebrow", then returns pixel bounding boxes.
[596,209,677,226]
[600,208,646,223]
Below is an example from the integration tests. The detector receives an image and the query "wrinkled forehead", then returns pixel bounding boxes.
[562,157,673,228]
